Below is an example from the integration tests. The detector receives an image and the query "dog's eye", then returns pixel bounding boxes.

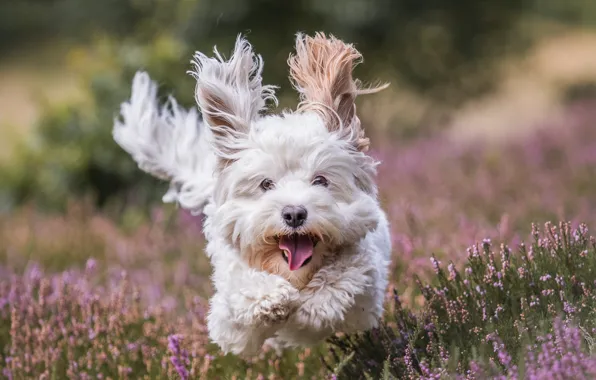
[312,175,328,187]
[260,178,275,191]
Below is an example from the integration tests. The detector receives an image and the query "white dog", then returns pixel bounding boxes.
[113,32,392,356]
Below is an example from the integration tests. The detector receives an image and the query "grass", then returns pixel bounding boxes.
[0,39,85,162]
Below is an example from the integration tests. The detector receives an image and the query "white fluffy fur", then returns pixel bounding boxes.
[113,33,392,357]
[113,72,216,213]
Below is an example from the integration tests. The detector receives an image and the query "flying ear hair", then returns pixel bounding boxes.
[189,35,278,158]
[288,32,389,152]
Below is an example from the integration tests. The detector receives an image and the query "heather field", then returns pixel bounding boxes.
[3,2,596,378]
[2,96,596,378]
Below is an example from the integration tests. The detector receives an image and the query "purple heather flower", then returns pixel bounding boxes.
[168,334,189,380]
[518,267,526,278]
[523,318,596,379]
[85,259,97,275]
[448,263,457,280]
[430,256,441,274]
[497,349,512,368]
[563,302,577,315]
[25,264,42,283]
[528,246,535,261]
[540,274,552,282]
[3,366,12,380]
[471,246,480,258]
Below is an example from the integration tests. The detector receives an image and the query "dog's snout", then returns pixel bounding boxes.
[282,205,307,228]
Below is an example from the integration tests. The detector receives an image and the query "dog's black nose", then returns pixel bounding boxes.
[282,206,307,228]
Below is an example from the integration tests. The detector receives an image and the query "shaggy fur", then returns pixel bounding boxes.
[113,32,392,356]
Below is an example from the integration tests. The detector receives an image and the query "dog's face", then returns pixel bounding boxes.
[190,32,388,288]
[212,112,381,288]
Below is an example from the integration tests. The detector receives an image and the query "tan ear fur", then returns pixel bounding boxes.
[288,32,388,152]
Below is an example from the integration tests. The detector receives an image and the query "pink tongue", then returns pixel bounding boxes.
[279,234,314,271]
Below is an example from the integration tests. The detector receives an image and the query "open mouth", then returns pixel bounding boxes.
[277,233,318,271]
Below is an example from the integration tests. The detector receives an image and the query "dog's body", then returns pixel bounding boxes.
[113,33,391,356]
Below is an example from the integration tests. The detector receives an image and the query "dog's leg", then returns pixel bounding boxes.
[207,259,299,356]
[208,290,282,356]
[290,250,376,332]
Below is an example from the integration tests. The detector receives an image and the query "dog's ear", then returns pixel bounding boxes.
[190,35,277,158]
[288,32,388,152]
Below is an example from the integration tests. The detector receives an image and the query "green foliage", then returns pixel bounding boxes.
[176,0,530,104]
[0,0,179,52]
[530,0,596,26]
[327,221,596,379]
[561,81,596,104]
[3,0,537,101]
[5,0,596,212]
[0,35,195,213]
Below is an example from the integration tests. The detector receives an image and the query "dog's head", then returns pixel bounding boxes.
[191,33,388,288]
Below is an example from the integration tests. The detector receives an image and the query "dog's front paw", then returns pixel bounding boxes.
[252,281,299,325]
[292,296,345,331]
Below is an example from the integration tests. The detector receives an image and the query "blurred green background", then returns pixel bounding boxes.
[1,0,596,216]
